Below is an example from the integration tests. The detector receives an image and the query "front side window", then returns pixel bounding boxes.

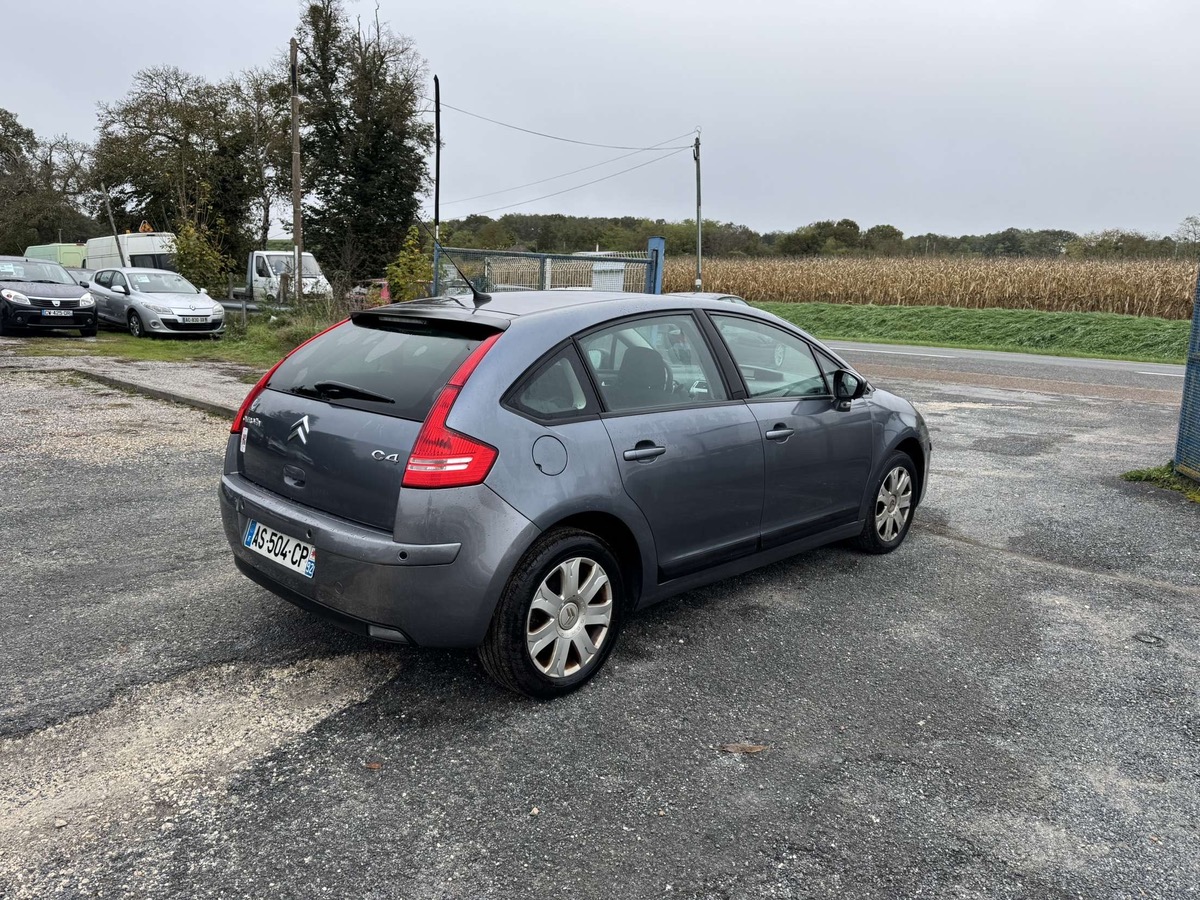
[93,270,113,288]
[713,315,829,399]
[110,272,128,289]
[510,349,595,420]
[579,314,728,413]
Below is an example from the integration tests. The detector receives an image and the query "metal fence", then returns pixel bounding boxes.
[1175,265,1200,481]
[432,237,665,296]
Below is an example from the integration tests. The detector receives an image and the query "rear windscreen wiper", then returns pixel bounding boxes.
[292,380,396,404]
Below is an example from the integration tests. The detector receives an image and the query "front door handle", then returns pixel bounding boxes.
[765,424,794,442]
[623,441,666,462]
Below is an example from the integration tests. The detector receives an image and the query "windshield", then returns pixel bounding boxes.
[266,254,322,277]
[127,271,199,294]
[0,260,75,285]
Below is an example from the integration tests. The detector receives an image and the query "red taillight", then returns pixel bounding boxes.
[402,333,501,489]
[230,318,349,434]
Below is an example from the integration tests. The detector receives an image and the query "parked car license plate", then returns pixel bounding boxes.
[243,519,316,577]
[42,309,73,317]
[180,316,207,323]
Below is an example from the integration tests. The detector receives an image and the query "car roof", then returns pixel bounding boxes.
[0,255,63,263]
[390,290,764,319]
[666,291,746,301]
[99,267,179,275]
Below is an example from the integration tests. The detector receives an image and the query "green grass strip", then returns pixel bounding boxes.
[1122,463,1200,504]
[11,301,1193,368]
[757,302,1190,365]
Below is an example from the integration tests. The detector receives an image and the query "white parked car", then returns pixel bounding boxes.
[89,268,225,338]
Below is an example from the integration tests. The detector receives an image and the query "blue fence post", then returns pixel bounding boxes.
[645,236,666,294]
[1174,263,1200,482]
[432,243,441,296]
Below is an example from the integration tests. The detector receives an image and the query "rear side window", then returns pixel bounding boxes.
[508,348,596,421]
[269,320,494,421]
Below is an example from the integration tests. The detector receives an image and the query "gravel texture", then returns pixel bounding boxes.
[1,357,1198,899]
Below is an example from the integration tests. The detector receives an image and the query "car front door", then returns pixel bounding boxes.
[710,314,874,548]
[579,313,765,581]
[107,272,131,321]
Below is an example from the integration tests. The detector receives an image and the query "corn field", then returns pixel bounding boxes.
[663,257,1198,319]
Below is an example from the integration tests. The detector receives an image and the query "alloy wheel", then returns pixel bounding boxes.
[874,466,913,542]
[526,556,613,679]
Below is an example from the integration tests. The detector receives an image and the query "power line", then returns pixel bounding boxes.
[467,147,689,216]
[441,131,696,206]
[439,101,695,151]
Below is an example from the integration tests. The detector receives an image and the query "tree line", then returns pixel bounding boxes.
[0,0,429,291]
[442,214,1200,260]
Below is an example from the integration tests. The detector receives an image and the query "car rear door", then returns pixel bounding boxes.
[578,313,764,581]
[710,314,874,548]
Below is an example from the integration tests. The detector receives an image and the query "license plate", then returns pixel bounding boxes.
[42,309,73,317]
[180,316,207,323]
[243,519,316,578]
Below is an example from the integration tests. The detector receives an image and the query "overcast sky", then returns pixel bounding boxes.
[12,0,1200,237]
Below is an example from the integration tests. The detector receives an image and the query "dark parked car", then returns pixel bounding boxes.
[65,266,94,287]
[221,292,930,697]
[0,256,97,336]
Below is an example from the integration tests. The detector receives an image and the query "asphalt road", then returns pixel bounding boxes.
[2,362,1199,899]
[828,341,1186,406]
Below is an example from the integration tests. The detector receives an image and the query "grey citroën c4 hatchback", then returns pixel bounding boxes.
[221,291,931,697]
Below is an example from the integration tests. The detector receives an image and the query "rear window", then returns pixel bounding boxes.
[268,319,491,421]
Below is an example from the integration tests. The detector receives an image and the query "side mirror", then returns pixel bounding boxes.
[113,284,129,296]
[833,369,866,408]
[199,287,209,295]
[78,280,89,287]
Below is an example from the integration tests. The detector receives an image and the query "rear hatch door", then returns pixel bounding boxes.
[239,315,499,531]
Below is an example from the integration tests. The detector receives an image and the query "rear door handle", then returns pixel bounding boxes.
[765,424,794,442]
[623,442,667,461]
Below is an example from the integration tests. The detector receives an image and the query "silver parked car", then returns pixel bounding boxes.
[221,291,930,697]
[89,267,225,337]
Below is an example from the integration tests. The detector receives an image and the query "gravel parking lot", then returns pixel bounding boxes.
[2,365,1198,899]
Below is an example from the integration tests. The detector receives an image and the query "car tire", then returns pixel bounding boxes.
[0,313,10,336]
[80,326,97,337]
[849,451,917,554]
[479,528,624,699]
[128,311,146,338]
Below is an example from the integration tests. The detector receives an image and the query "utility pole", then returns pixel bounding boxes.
[432,75,442,295]
[693,134,702,291]
[290,37,303,305]
[100,184,127,267]
[434,75,441,245]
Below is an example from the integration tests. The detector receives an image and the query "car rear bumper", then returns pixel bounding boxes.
[219,471,538,647]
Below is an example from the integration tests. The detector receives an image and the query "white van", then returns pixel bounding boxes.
[85,233,176,271]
